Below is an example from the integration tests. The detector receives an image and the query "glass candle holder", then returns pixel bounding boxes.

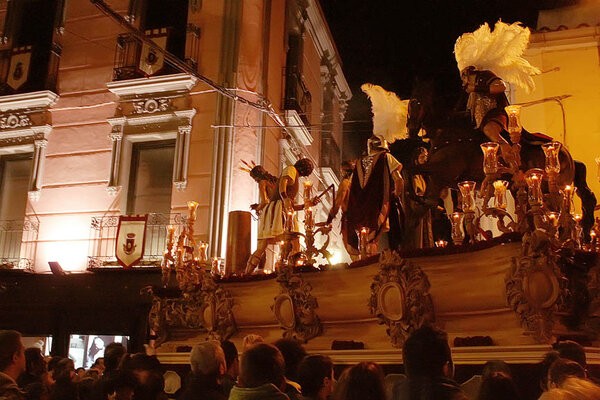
[542,141,561,175]
[187,200,199,221]
[303,180,313,205]
[481,142,500,174]
[525,169,544,205]
[505,105,522,143]
[198,241,209,262]
[493,180,509,209]
[357,227,370,258]
[450,212,465,245]
[458,181,476,212]
[560,185,576,214]
[285,210,294,231]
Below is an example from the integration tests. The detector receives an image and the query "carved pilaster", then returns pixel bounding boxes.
[107,120,125,194]
[28,139,47,201]
[173,110,195,191]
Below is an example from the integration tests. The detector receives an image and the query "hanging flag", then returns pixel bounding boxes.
[139,28,168,76]
[115,215,148,269]
[7,46,32,91]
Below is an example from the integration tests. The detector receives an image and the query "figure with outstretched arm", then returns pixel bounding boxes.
[245,158,314,274]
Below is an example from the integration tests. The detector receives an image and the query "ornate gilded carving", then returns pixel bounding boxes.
[369,250,435,348]
[506,233,568,343]
[0,113,32,129]
[145,273,236,345]
[272,266,322,342]
[132,98,171,114]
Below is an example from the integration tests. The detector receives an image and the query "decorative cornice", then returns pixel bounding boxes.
[528,25,600,52]
[0,90,58,112]
[106,74,198,97]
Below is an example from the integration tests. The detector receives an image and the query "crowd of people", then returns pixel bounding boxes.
[1,327,599,400]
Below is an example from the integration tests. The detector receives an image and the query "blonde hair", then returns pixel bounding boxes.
[242,334,264,352]
[541,377,600,400]
[190,341,225,376]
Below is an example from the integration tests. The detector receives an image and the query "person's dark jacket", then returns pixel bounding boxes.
[393,376,468,400]
[177,374,226,400]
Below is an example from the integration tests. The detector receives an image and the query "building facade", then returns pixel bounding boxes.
[0,0,351,273]
[518,0,600,202]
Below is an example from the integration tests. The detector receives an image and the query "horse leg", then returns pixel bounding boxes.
[574,160,597,240]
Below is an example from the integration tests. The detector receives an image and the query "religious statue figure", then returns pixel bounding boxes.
[245,158,315,273]
[454,21,540,164]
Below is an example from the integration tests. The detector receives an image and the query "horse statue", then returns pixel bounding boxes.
[392,80,597,241]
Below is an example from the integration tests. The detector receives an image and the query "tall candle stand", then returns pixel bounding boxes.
[525,169,545,230]
[558,185,578,247]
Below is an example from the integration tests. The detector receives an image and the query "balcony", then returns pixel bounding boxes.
[0,46,60,96]
[284,68,312,126]
[88,213,186,269]
[113,28,200,81]
[0,216,39,271]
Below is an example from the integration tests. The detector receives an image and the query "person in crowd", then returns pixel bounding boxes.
[273,339,306,400]
[476,373,521,400]
[332,361,385,400]
[121,353,166,400]
[546,358,586,390]
[0,330,26,400]
[241,335,264,352]
[90,358,105,377]
[220,340,239,396]
[18,347,50,400]
[76,368,86,380]
[296,355,334,400]
[91,342,126,400]
[228,343,288,400]
[178,341,226,400]
[393,325,468,400]
[461,360,512,399]
[46,357,62,381]
[539,376,600,400]
[49,358,78,400]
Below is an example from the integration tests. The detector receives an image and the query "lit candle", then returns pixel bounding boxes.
[561,185,575,214]
[435,240,448,248]
[493,180,508,209]
[286,210,294,231]
[480,142,499,174]
[303,180,313,204]
[458,181,476,211]
[525,169,544,205]
[542,141,561,175]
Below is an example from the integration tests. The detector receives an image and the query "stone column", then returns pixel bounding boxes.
[28,138,47,201]
[107,123,124,195]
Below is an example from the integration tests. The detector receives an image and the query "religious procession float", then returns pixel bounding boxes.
[147,21,600,366]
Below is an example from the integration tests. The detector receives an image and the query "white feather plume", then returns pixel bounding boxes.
[454,21,540,93]
[361,83,409,143]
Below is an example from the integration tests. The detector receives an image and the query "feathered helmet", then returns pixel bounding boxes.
[361,83,409,146]
[454,21,540,93]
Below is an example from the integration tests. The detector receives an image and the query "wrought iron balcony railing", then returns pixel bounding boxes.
[88,213,186,269]
[0,216,39,271]
[113,29,200,81]
[284,68,312,126]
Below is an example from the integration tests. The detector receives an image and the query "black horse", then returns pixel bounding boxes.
[392,82,597,240]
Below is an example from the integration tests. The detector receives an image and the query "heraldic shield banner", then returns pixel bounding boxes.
[115,215,148,269]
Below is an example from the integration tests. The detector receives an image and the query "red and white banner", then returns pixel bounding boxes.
[139,28,168,76]
[7,46,32,90]
[115,215,148,269]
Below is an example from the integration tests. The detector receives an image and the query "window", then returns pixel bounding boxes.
[0,154,31,220]
[0,153,33,267]
[127,140,175,215]
[0,0,63,94]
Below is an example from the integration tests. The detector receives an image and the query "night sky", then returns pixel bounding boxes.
[318,0,580,159]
